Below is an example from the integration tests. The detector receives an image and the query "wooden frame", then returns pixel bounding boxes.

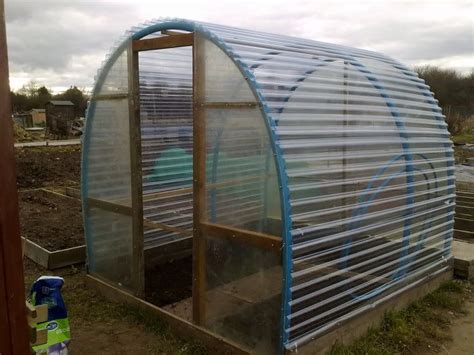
[22,237,86,270]
[201,222,282,252]
[132,33,194,52]
[0,0,30,349]
[192,32,207,325]
[129,40,145,297]
[86,274,250,354]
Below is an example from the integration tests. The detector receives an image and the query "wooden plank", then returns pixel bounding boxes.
[49,245,86,269]
[87,197,132,216]
[143,218,193,237]
[21,237,50,269]
[201,222,282,252]
[91,93,129,101]
[65,186,81,199]
[0,0,30,350]
[193,33,206,325]
[22,237,86,270]
[199,102,258,109]
[454,217,474,232]
[454,229,474,241]
[128,41,145,297]
[132,33,194,52]
[86,274,250,354]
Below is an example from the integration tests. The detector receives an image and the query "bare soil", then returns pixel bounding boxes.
[19,189,84,250]
[145,256,192,306]
[15,146,80,189]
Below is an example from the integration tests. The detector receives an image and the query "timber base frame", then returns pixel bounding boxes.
[85,274,250,354]
[286,267,453,354]
[87,268,452,354]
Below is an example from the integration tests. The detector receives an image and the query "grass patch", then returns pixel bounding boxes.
[329,280,473,355]
[452,134,474,144]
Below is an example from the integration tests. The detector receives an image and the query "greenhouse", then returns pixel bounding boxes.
[82,18,455,354]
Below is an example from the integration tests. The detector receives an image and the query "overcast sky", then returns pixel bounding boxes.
[5,0,473,93]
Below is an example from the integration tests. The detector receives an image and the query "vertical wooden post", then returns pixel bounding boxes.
[192,33,207,324]
[128,41,144,297]
[0,0,30,352]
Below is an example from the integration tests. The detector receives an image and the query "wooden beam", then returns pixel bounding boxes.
[128,41,145,297]
[87,197,132,216]
[143,187,193,202]
[143,218,193,237]
[132,33,194,52]
[86,274,250,354]
[192,33,206,325]
[198,102,258,109]
[91,93,129,101]
[201,222,282,252]
[0,0,30,351]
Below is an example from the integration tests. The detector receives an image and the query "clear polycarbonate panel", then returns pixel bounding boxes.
[88,208,133,288]
[138,44,193,251]
[84,48,134,288]
[202,38,255,103]
[204,108,281,232]
[86,98,132,202]
[204,236,282,353]
[199,36,282,353]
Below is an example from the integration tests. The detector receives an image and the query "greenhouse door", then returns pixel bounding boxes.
[191,34,283,353]
[130,32,195,300]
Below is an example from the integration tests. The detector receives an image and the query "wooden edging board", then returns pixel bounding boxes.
[85,274,250,355]
[22,237,86,270]
[20,188,86,269]
[288,268,453,354]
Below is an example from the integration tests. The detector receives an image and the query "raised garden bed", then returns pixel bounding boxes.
[19,188,86,269]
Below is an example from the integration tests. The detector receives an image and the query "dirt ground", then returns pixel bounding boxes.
[145,256,192,307]
[15,146,80,189]
[19,189,84,250]
[23,259,206,354]
[444,300,474,355]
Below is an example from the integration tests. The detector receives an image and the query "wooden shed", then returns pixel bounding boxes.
[45,100,75,137]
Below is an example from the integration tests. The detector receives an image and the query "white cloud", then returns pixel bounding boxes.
[5,0,473,92]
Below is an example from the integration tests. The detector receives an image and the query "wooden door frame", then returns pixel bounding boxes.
[0,0,30,351]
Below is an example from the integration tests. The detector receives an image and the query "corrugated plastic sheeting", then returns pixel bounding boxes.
[199,35,283,353]
[86,49,135,289]
[83,18,455,351]
[139,45,194,250]
[204,25,455,346]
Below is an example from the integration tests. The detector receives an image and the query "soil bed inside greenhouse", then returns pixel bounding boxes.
[145,256,193,307]
[19,189,84,251]
[15,145,81,189]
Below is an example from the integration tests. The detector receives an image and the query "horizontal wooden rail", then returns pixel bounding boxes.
[91,93,129,101]
[87,198,132,216]
[132,33,194,52]
[143,218,193,237]
[197,102,258,109]
[201,222,282,252]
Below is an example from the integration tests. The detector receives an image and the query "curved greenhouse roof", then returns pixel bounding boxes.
[82,19,455,353]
